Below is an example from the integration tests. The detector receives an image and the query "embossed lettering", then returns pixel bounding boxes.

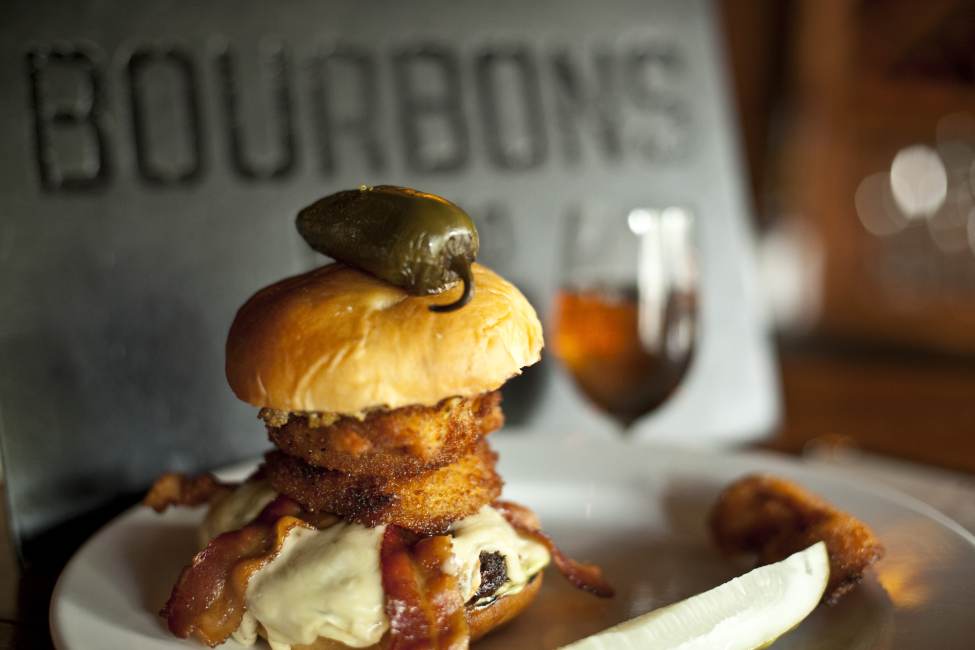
[26,46,111,191]
[310,46,385,175]
[475,46,546,171]
[393,44,468,173]
[624,42,690,159]
[550,49,622,165]
[216,40,296,180]
[127,47,204,185]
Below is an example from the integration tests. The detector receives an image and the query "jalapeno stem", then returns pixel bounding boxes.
[429,259,474,313]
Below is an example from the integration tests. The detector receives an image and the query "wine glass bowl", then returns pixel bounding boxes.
[552,206,697,429]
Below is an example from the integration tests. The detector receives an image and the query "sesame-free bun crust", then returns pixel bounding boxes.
[261,572,543,649]
[467,573,544,641]
[226,263,543,414]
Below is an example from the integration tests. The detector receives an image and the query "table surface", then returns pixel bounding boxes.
[771,345,975,474]
[3,346,975,649]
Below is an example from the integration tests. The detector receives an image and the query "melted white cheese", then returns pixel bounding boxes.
[236,522,389,649]
[199,478,278,546]
[448,505,551,602]
[207,482,551,649]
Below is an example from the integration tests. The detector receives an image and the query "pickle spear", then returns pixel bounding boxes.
[560,543,829,650]
[297,185,479,312]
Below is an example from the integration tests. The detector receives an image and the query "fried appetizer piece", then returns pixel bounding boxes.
[710,474,885,604]
[264,441,502,533]
[264,391,503,478]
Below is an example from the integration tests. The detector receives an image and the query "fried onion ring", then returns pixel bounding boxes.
[266,392,503,478]
[264,441,502,534]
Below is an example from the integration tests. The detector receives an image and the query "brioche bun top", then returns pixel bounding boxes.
[226,263,542,414]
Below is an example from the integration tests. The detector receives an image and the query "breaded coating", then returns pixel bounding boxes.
[710,474,885,604]
[144,472,230,513]
[265,392,504,478]
[264,440,502,534]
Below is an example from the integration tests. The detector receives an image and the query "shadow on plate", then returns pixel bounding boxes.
[123,521,200,614]
[477,534,738,649]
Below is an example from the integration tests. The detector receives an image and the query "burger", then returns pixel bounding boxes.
[145,212,611,649]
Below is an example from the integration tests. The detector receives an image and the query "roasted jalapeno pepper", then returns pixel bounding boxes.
[296,185,479,312]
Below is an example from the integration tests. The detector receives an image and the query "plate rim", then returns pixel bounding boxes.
[49,440,975,649]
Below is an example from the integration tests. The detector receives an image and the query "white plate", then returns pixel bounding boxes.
[51,437,975,649]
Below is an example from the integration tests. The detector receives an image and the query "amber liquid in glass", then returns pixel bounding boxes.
[552,284,695,427]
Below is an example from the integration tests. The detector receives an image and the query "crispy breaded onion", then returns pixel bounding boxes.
[267,392,503,478]
[710,474,885,604]
[264,441,502,534]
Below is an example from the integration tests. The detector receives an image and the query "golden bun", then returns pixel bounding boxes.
[264,573,543,649]
[226,263,542,414]
[468,573,544,642]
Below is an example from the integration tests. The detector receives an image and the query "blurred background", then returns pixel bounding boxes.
[3,0,975,644]
[721,0,975,470]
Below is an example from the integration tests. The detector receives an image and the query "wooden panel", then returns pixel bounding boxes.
[769,347,975,474]
[0,623,15,650]
[718,0,786,219]
[781,0,975,354]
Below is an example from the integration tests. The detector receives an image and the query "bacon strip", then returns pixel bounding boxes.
[495,500,614,598]
[160,496,309,647]
[381,526,470,650]
[144,472,233,512]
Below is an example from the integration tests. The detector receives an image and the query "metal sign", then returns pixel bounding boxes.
[0,0,778,546]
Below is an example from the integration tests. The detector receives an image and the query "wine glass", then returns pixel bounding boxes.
[551,205,697,430]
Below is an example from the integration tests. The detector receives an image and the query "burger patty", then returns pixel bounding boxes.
[472,552,508,603]
[264,440,502,534]
[264,392,503,478]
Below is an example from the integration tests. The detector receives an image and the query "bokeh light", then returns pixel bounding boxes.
[759,217,823,332]
[889,145,948,218]
[627,208,657,235]
[927,184,973,255]
[935,112,975,147]
[855,172,909,236]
